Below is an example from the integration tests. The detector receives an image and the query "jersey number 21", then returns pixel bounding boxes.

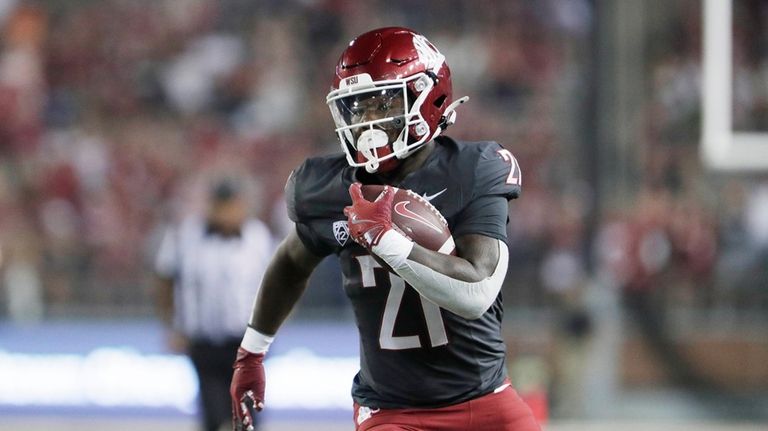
[356,255,448,350]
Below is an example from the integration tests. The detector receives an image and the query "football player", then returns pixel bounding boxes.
[231,27,539,431]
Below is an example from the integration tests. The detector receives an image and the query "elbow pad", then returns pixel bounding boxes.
[373,231,508,320]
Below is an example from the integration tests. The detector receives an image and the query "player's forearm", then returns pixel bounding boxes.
[249,264,311,336]
[247,229,321,335]
[373,232,507,320]
[396,249,507,319]
[407,244,488,282]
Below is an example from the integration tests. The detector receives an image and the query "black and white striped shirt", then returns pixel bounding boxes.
[155,217,273,342]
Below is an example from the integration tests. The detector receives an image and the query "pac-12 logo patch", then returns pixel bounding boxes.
[333,220,350,246]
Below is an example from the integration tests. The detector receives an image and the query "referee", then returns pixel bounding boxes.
[154,178,272,431]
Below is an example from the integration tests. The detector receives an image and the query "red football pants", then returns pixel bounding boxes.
[353,384,541,431]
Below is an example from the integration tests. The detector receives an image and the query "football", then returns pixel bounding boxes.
[360,184,455,255]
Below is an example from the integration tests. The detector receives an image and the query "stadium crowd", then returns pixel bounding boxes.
[0,0,765,335]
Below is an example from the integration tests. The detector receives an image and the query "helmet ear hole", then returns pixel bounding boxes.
[433,94,447,108]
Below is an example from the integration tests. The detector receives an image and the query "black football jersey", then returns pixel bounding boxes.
[285,136,521,409]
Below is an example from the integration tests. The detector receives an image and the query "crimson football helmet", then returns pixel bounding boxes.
[327,27,468,173]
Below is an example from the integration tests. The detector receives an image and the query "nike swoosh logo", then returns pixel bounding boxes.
[422,188,447,202]
[394,201,443,233]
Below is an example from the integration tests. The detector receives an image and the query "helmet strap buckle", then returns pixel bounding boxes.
[438,96,469,131]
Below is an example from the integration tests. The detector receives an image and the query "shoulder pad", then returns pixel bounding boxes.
[283,154,350,224]
[472,142,521,201]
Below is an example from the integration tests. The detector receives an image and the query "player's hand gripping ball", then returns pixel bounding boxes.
[343,183,396,249]
[344,183,455,254]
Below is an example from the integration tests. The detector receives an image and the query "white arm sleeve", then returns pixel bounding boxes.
[372,230,508,320]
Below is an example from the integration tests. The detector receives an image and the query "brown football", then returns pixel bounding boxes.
[360,185,455,255]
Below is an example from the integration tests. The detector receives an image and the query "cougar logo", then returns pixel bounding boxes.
[413,34,445,73]
[394,201,443,233]
[333,220,350,246]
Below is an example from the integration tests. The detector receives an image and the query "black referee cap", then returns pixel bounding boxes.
[210,178,241,202]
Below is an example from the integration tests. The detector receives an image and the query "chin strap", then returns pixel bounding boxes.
[437,96,469,133]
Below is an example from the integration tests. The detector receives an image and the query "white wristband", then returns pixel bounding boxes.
[241,327,275,354]
[372,229,414,270]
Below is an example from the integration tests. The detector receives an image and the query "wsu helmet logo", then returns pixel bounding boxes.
[413,34,445,74]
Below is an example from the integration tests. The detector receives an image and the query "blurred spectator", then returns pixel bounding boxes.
[539,196,592,418]
[154,177,273,431]
[745,182,768,250]
[0,0,586,316]
[2,239,43,323]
